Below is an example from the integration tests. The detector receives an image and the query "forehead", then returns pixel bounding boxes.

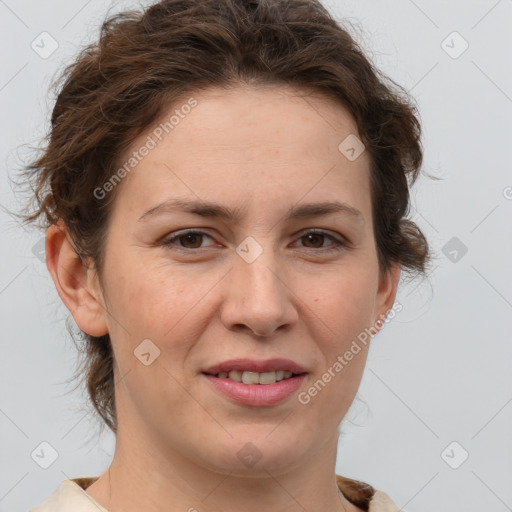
[112,84,372,222]
[163,84,361,158]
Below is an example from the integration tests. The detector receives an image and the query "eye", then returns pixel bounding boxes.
[293,229,348,252]
[160,228,349,253]
[160,229,216,251]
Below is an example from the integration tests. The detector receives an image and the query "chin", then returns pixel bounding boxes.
[197,433,306,478]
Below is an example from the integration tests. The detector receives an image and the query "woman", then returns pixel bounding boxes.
[23,0,430,510]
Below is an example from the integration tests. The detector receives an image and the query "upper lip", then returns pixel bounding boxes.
[202,358,307,375]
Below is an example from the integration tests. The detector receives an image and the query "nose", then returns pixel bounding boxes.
[219,243,299,338]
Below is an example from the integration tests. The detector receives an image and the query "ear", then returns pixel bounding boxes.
[45,221,109,337]
[372,262,401,334]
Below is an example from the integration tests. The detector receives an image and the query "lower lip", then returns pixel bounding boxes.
[202,374,307,406]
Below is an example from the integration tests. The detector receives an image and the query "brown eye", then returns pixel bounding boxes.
[301,233,325,248]
[178,233,204,249]
[295,229,348,251]
[161,230,215,251]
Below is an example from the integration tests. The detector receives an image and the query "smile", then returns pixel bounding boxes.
[207,370,299,385]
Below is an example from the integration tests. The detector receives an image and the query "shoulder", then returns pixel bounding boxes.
[29,478,106,512]
[336,474,403,512]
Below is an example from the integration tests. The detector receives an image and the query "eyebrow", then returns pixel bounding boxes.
[138,198,364,224]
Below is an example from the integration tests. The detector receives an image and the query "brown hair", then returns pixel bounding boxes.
[20,0,431,434]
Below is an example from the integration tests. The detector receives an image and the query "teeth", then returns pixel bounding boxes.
[242,371,260,385]
[259,371,277,385]
[228,370,242,382]
[214,370,296,384]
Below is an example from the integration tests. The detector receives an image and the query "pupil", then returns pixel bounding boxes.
[305,234,323,248]
[183,234,201,248]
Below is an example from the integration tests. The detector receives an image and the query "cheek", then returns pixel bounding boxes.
[298,267,376,394]
[304,266,378,338]
[103,257,224,361]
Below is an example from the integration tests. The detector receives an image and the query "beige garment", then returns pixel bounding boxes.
[29,475,403,511]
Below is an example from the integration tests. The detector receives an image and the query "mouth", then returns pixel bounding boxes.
[201,358,308,386]
[201,359,308,406]
[202,369,305,385]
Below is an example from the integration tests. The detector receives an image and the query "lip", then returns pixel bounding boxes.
[201,358,308,407]
[202,358,307,375]
[203,373,307,406]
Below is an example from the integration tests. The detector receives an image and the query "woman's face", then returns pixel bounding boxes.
[87,85,399,475]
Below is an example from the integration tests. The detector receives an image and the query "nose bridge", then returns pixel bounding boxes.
[221,235,296,335]
[235,236,285,305]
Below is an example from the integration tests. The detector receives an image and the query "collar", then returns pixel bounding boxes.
[42,475,400,512]
[336,475,402,512]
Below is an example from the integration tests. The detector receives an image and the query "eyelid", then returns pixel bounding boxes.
[160,228,349,252]
[160,228,217,249]
[288,229,349,252]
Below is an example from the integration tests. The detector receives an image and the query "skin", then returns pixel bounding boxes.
[46,84,401,512]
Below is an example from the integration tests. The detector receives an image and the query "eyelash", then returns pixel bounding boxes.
[160,229,349,253]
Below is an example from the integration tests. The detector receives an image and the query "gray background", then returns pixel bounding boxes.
[1,1,511,511]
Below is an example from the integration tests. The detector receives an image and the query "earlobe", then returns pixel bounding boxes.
[373,262,401,333]
[45,221,109,337]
